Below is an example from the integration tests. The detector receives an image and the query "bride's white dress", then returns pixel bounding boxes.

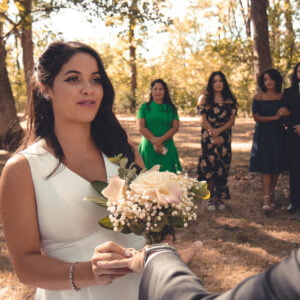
[21,141,145,300]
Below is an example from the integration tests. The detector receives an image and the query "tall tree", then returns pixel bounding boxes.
[250,0,272,78]
[239,0,251,38]
[76,0,169,112]
[282,0,295,71]
[14,0,34,102]
[0,18,23,150]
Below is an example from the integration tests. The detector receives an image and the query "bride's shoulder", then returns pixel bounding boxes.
[2,154,31,181]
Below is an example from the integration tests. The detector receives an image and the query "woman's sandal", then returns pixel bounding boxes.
[262,195,272,211]
[206,199,216,211]
[216,199,226,210]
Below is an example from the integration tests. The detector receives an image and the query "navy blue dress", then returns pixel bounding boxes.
[249,99,287,173]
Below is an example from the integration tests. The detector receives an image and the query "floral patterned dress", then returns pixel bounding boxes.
[197,103,237,201]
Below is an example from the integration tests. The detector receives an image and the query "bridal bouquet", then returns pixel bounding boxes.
[85,154,210,244]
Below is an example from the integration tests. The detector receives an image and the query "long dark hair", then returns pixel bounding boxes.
[290,62,300,89]
[22,41,135,167]
[258,68,282,93]
[146,78,177,112]
[205,71,237,106]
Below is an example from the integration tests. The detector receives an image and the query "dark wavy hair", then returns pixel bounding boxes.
[258,68,282,93]
[205,71,237,106]
[22,41,135,170]
[290,62,300,89]
[146,78,177,112]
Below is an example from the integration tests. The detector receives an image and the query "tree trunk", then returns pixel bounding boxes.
[18,0,34,103]
[0,22,24,151]
[251,0,272,79]
[283,0,295,72]
[128,0,137,113]
[239,0,251,38]
[129,40,137,113]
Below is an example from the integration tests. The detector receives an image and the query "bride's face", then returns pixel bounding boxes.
[47,52,104,126]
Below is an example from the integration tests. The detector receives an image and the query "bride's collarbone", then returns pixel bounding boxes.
[65,155,107,182]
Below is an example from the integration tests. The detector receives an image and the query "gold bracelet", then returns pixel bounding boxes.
[69,262,81,291]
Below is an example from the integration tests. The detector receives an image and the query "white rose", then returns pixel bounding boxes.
[130,169,183,206]
[102,176,126,205]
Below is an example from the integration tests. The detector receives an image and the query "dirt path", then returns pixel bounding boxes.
[0,116,299,298]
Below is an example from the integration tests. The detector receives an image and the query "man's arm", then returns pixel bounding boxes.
[139,251,216,300]
[221,249,300,300]
[139,249,300,300]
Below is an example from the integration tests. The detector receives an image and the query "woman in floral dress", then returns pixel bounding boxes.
[197,71,237,210]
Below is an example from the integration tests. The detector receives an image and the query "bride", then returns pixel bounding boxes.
[0,41,145,299]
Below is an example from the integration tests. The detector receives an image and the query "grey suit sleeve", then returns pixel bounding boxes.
[218,249,300,300]
[139,251,216,300]
[139,249,300,300]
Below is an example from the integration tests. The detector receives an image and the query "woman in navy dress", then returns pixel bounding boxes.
[249,68,287,211]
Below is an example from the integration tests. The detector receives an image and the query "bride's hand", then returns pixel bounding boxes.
[91,241,134,285]
[91,240,203,276]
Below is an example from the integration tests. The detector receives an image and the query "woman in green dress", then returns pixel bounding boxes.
[136,79,182,173]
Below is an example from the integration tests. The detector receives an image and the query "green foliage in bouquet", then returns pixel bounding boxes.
[85,154,210,244]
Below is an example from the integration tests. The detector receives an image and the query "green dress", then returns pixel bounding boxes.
[137,101,182,173]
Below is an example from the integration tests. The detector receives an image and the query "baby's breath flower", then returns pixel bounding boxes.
[95,160,208,242]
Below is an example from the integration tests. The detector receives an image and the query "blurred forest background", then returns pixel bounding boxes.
[0,0,300,150]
